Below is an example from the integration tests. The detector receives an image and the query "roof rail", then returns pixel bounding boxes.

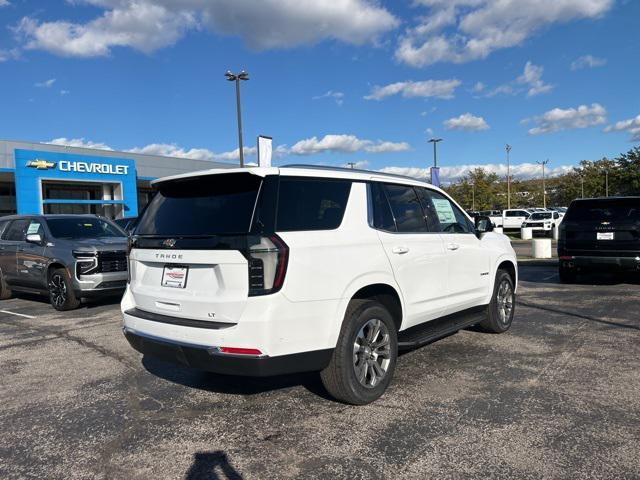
[280,164,430,183]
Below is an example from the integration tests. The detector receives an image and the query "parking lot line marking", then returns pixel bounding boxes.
[0,310,36,319]
[543,273,558,280]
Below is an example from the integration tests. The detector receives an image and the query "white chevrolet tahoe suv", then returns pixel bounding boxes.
[122,166,517,404]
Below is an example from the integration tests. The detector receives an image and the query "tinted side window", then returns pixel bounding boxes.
[415,188,442,232]
[276,178,352,231]
[427,191,474,234]
[3,219,30,241]
[0,220,9,237]
[369,182,396,231]
[383,184,428,233]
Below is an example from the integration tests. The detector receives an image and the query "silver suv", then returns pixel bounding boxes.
[0,215,128,310]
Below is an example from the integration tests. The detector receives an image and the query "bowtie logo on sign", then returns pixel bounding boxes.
[26,159,57,170]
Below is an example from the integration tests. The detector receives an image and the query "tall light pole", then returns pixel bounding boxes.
[225,70,249,167]
[537,159,549,209]
[505,144,512,209]
[428,138,442,167]
[347,162,356,169]
[604,169,609,197]
[580,174,585,199]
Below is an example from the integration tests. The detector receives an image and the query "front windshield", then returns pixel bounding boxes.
[47,218,126,239]
[531,212,552,220]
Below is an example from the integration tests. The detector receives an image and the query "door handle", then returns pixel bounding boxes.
[392,246,410,255]
[446,243,460,251]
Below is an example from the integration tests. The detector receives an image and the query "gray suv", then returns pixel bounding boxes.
[0,215,128,310]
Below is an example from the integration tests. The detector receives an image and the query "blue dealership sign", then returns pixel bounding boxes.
[14,149,138,216]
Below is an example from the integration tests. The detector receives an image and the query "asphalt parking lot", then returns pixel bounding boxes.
[1,266,639,479]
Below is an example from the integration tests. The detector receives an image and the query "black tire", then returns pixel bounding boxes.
[320,300,398,405]
[479,269,515,333]
[559,264,577,283]
[48,268,81,311]
[0,270,12,300]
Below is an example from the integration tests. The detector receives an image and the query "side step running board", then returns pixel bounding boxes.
[397,305,488,350]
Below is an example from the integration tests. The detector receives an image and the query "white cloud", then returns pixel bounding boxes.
[312,90,344,106]
[48,137,113,150]
[444,113,489,131]
[35,78,56,88]
[288,134,410,155]
[571,54,607,70]
[483,61,551,98]
[0,0,10,7]
[60,90,70,95]
[366,141,411,153]
[127,143,257,161]
[396,0,613,67]
[517,61,553,97]
[604,115,640,142]
[484,84,516,97]
[364,79,461,101]
[16,0,398,58]
[16,5,196,58]
[47,134,410,161]
[471,81,485,93]
[380,162,574,183]
[0,47,19,62]
[527,103,607,135]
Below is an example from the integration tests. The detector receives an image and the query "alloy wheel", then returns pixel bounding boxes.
[49,274,67,308]
[496,280,514,324]
[353,318,391,388]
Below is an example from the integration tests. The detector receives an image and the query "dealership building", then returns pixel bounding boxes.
[0,140,235,219]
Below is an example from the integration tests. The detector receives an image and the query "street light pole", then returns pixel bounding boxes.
[605,169,609,197]
[537,159,549,209]
[225,70,249,167]
[505,144,512,209]
[581,175,585,199]
[428,138,442,167]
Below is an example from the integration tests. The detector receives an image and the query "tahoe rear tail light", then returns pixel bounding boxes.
[247,235,288,296]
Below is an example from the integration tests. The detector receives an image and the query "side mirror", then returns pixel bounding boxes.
[475,216,494,234]
[25,233,43,245]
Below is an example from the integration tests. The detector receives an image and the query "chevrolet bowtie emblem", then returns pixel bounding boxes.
[26,159,56,170]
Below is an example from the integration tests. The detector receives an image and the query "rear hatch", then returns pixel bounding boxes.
[562,198,640,255]
[129,170,285,324]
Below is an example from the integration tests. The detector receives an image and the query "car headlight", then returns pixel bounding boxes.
[73,251,98,275]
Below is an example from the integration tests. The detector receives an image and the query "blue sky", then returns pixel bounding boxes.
[1,0,639,182]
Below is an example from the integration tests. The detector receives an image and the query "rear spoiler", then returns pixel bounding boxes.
[151,167,280,186]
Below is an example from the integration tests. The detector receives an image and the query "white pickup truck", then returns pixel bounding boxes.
[487,209,531,230]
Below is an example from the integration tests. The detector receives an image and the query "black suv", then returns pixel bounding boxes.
[0,215,128,310]
[558,197,640,282]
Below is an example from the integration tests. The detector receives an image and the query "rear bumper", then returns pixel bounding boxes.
[123,329,333,377]
[559,254,640,270]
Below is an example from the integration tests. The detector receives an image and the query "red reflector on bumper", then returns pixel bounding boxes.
[218,347,263,356]
[559,256,574,260]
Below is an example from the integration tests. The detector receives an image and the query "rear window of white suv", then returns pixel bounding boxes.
[136,173,262,236]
